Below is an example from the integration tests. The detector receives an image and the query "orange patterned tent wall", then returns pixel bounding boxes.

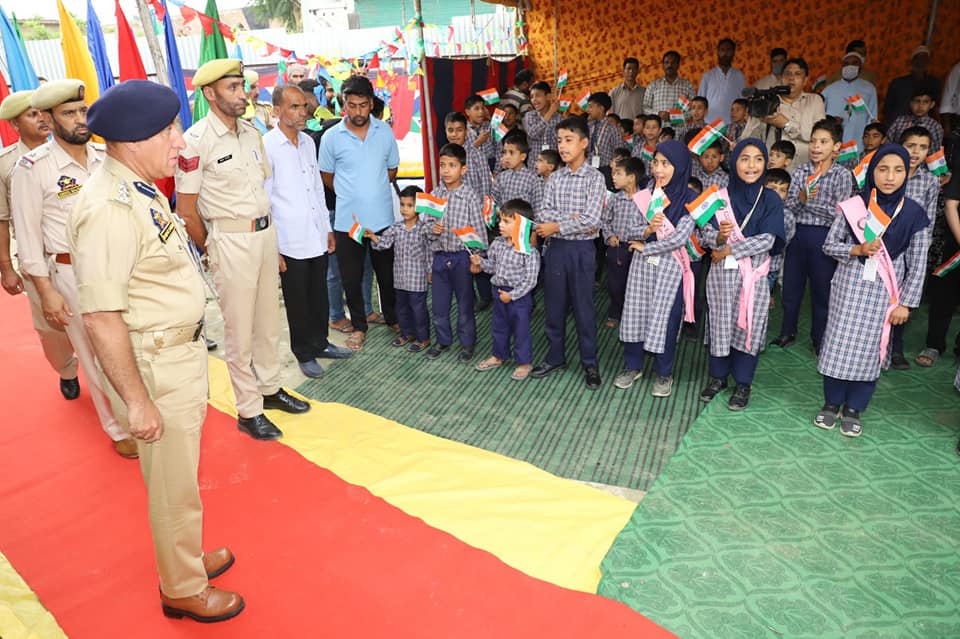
[525,0,960,112]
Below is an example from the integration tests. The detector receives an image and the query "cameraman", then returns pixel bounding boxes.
[761,58,825,166]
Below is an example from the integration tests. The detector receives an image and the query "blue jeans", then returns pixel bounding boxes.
[328,249,374,321]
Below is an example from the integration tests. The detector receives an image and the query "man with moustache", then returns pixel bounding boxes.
[10,80,136,458]
[176,59,309,442]
[0,90,79,400]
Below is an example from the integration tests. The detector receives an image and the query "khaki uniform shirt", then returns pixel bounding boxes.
[68,156,205,332]
[0,140,29,223]
[175,112,272,222]
[9,140,104,277]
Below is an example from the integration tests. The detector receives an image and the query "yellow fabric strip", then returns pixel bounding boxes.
[207,357,635,592]
[0,552,67,639]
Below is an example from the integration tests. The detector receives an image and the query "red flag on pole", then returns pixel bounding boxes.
[116,0,147,81]
[0,68,19,146]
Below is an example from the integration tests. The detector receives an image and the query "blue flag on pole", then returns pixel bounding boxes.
[161,0,191,129]
[0,6,39,91]
[86,0,115,93]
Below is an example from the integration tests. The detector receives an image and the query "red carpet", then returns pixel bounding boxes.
[0,292,674,639]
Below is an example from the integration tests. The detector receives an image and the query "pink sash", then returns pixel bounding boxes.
[714,189,771,345]
[633,190,695,322]
[838,197,900,364]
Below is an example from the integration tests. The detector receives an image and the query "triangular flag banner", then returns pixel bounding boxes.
[415,192,446,218]
[512,215,533,254]
[0,6,39,91]
[57,0,100,105]
[927,149,948,177]
[161,0,192,129]
[864,189,891,242]
[116,0,147,81]
[454,226,485,250]
[837,140,859,163]
[87,0,115,92]
[684,184,725,227]
[193,0,229,121]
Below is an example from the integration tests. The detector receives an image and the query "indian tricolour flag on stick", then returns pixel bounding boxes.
[676,95,691,112]
[927,148,948,176]
[454,226,486,250]
[478,87,500,105]
[853,151,876,189]
[805,163,823,198]
[838,140,859,163]
[490,108,506,129]
[482,196,498,228]
[558,95,572,112]
[512,215,533,254]
[645,186,671,220]
[684,184,725,227]
[556,69,568,89]
[863,189,892,242]
[688,118,726,156]
[575,88,591,111]
[934,249,960,277]
[846,93,869,113]
[640,144,655,162]
[415,192,446,218]
[492,123,510,142]
[668,109,685,127]
[686,233,706,261]
[348,220,365,243]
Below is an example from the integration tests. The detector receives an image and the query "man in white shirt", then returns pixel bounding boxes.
[754,48,788,90]
[698,38,746,124]
[263,85,353,379]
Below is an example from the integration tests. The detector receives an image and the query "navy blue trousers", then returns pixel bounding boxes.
[543,239,598,367]
[691,258,708,326]
[622,285,684,377]
[823,375,877,412]
[492,287,533,364]
[396,289,430,342]
[474,271,493,303]
[780,224,835,343]
[709,350,759,386]
[605,244,632,321]
[432,251,476,348]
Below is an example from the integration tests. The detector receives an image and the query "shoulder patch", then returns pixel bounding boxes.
[17,145,50,169]
[112,179,132,206]
[90,142,106,151]
[178,155,200,172]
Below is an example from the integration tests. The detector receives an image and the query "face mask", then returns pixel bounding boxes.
[841,65,860,81]
[772,62,785,76]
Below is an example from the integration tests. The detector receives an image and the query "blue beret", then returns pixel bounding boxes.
[87,80,181,142]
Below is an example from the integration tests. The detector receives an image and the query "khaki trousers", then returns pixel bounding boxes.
[208,226,282,418]
[105,336,209,599]
[22,274,78,379]
[49,263,125,441]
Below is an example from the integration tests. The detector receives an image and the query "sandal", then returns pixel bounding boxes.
[408,340,430,353]
[604,318,617,328]
[511,365,532,381]
[330,318,354,334]
[915,347,939,367]
[391,336,411,347]
[366,312,386,325]
[475,356,504,371]
[346,331,366,351]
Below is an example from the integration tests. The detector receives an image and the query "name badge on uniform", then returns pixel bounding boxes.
[150,208,174,243]
[541,143,549,151]
[591,156,601,168]
[216,154,233,164]
[862,256,878,282]
[646,255,660,266]
[724,255,739,270]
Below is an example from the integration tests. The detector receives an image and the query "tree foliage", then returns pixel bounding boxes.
[251,0,301,32]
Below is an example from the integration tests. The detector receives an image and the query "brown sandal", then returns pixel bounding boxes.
[346,331,366,351]
[511,365,532,381]
[330,318,354,334]
[366,312,386,325]
[474,356,504,371]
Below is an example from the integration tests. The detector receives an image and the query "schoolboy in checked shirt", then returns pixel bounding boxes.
[492,131,542,211]
[532,117,606,389]
[445,111,492,198]
[368,185,432,352]
[585,92,621,172]
[424,143,486,362]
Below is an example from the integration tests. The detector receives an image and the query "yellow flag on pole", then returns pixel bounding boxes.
[57,0,100,106]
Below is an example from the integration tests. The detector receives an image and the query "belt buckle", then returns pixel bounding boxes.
[254,216,268,232]
[152,330,165,349]
[192,321,204,342]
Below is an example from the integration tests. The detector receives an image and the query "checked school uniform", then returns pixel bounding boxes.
[426,183,486,348]
[467,121,497,164]
[601,190,643,321]
[464,143,493,199]
[536,162,606,367]
[492,166,542,212]
[523,110,561,169]
[694,167,730,191]
[778,161,855,346]
[886,114,944,153]
[372,220,431,342]
[587,119,621,169]
[479,236,540,365]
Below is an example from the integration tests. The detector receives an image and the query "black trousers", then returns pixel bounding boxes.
[926,235,960,355]
[279,254,330,363]
[333,230,397,333]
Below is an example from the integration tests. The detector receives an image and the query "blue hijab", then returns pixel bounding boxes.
[855,143,928,261]
[724,138,786,256]
[652,140,697,226]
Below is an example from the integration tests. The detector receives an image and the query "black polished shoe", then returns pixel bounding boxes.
[728,384,751,411]
[890,352,910,370]
[530,361,568,379]
[59,377,80,400]
[425,344,449,360]
[457,348,475,362]
[237,414,282,440]
[262,388,310,414]
[583,366,601,390]
[771,334,795,348]
[699,377,728,403]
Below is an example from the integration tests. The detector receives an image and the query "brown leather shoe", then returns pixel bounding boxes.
[113,438,139,459]
[161,586,244,623]
[202,547,235,579]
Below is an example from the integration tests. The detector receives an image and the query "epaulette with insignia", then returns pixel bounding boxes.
[18,144,50,169]
[113,179,132,206]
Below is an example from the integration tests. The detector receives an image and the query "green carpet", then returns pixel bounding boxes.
[298,284,710,491]
[597,306,960,638]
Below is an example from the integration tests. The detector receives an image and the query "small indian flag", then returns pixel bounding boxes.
[684,184,725,227]
[492,123,510,142]
[676,95,691,112]
[645,186,671,221]
[490,108,506,129]
[846,94,868,113]
[558,95,572,112]
[575,88,591,111]
[478,87,500,105]
[853,151,875,189]
[348,220,365,243]
[415,192,447,218]
[688,118,726,156]
[482,196,498,228]
[668,109,685,127]
[557,69,568,88]
[805,163,823,198]
[934,249,960,277]
[927,148,948,176]
[837,140,859,163]
[512,215,534,254]
[640,144,655,162]
[454,225,486,250]
[686,233,706,261]
[864,189,892,242]
[812,74,827,92]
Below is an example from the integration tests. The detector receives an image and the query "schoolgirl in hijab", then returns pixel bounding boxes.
[815,144,929,437]
[699,139,785,411]
[615,140,699,398]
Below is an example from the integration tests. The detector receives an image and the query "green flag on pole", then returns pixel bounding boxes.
[192,0,229,121]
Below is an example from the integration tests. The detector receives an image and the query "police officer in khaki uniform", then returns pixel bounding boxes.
[70,80,244,623]
[241,69,273,133]
[9,80,137,458]
[175,59,309,440]
[0,91,80,399]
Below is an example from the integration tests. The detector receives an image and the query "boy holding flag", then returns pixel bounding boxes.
[523,82,561,170]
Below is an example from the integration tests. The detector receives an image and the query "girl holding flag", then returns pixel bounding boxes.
[815,145,929,437]
[699,139,786,410]
[615,141,698,397]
